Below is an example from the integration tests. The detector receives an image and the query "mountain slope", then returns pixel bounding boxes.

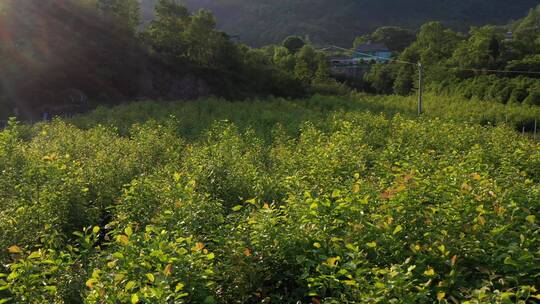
[142,0,539,46]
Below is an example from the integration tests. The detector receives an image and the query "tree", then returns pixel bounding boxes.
[513,5,540,55]
[413,22,464,65]
[97,0,141,31]
[294,45,318,83]
[353,35,370,48]
[371,26,416,52]
[314,53,330,81]
[154,0,190,18]
[273,46,296,72]
[393,65,415,95]
[451,26,504,70]
[183,10,230,67]
[391,22,463,90]
[364,63,396,94]
[282,36,305,53]
[390,46,420,95]
[142,0,236,68]
[141,0,191,62]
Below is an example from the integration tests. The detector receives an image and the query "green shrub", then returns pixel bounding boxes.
[85,225,216,304]
[1,96,539,303]
[182,122,270,206]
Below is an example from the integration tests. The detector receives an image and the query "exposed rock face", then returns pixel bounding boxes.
[59,89,88,106]
[138,65,211,101]
[165,75,211,100]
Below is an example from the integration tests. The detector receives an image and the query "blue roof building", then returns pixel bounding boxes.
[354,42,392,63]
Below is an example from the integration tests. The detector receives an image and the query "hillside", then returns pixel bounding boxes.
[141,0,539,46]
[0,0,212,120]
[0,0,309,120]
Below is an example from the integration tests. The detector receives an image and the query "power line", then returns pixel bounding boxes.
[320,45,540,75]
[319,45,417,65]
[319,45,539,118]
[320,45,424,116]
[448,67,540,75]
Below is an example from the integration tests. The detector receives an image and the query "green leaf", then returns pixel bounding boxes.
[345,243,357,252]
[232,205,243,212]
[7,245,22,254]
[437,292,446,301]
[27,251,41,259]
[325,256,341,266]
[7,272,19,281]
[424,268,435,276]
[131,293,139,304]
[526,215,536,224]
[207,252,215,260]
[393,225,403,235]
[125,281,136,291]
[177,292,189,298]
[44,286,57,293]
[92,226,100,234]
[438,244,446,254]
[175,283,185,292]
[117,235,129,245]
[125,226,133,237]
[504,256,517,266]
[86,278,97,289]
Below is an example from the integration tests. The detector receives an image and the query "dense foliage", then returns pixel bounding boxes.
[1,95,539,303]
[362,6,540,105]
[354,27,416,52]
[69,93,540,138]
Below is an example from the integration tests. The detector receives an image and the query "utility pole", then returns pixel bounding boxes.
[418,62,423,116]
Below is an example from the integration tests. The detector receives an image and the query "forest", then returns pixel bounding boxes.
[0,1,539,303]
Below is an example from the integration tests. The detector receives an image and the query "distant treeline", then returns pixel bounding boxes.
[360,6,540,105]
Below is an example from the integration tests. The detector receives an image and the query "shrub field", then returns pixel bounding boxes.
[0,95,539,303]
